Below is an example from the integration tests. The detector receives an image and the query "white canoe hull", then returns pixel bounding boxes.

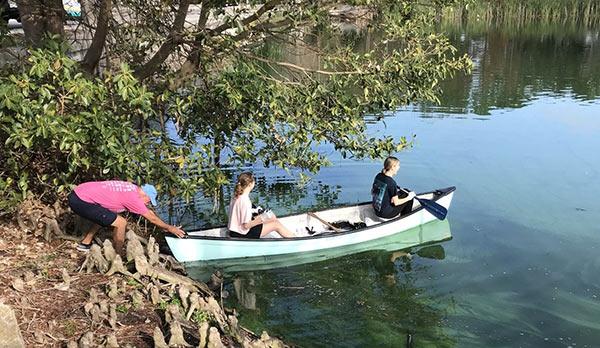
[186,219,452,280]
[166,187,455,262]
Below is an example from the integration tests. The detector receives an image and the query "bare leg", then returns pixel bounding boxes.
[111,215,128,255]
[81,223,102,245]
[260,219,295,238]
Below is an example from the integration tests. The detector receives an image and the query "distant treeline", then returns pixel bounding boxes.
[443,0,599,26]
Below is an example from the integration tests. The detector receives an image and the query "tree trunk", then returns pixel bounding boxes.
[16,0,45,44]
[170,2,210,89]
[45,0,64,35]
[80,0,112,75]
[16,0,64,46]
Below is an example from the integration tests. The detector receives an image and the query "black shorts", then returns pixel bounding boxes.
[378,200,414,219]
[68,191,117,227]
[229,224,263,239]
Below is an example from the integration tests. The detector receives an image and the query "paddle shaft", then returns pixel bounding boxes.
[307,212,341,233]
[397,187,448,220]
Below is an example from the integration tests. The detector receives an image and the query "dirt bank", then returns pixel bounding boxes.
[0,219,293,348]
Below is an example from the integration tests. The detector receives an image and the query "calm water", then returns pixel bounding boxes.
[179,21,600,348]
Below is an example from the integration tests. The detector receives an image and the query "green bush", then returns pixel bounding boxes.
[0,42,173,212]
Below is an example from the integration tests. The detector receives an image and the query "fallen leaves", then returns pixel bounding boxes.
[11,277,25,292]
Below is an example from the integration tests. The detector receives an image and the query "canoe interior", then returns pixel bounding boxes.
[185,188,451,239]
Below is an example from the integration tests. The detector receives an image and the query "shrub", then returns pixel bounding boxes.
[0,41,171,213]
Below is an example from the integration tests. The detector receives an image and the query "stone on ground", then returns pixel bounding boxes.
[0,303,25,348]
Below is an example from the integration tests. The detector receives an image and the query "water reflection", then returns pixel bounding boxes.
[421,21,600,116]
[262,18,600,120]
[233,276,257,311]
[220,220,455,347]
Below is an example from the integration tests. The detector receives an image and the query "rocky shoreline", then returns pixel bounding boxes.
[0,217,292,348]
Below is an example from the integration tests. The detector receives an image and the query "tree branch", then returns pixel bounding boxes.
[169,1,213,89]
[80,0,112,75]
[133,0,191,80]
[232,17,293,42]
[244,53,366,76]
[196,0,211,29]
[258,75,301,86]
[211,0,283,35]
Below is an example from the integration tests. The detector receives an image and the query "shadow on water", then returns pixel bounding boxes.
[213,219,456,348]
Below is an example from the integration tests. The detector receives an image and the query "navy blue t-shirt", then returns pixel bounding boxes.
[372,172,398,217]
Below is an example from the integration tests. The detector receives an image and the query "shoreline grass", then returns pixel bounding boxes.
[442,0,599,27]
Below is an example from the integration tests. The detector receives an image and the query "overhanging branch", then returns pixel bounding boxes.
[232,17,293,42]
[211,0,283,35]
[133,0,191,80]
[170,1,213,89]
[245,53,367,76]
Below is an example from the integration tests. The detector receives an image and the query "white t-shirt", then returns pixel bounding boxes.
[228,193,252,234]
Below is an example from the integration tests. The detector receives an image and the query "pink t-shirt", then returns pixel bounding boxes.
[228,193,252,234]
[74,181,149,215]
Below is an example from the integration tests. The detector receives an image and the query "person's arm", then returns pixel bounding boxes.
[242,210,275,229]
[142,210,185,238]
[391,188,416,206]
[238,197,272,230]
[242,215,263,230]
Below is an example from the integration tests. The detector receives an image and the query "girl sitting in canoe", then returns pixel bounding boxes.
[228,172,295,239]
[371,156,417,219]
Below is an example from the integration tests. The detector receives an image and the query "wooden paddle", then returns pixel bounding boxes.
[307,212,341,233]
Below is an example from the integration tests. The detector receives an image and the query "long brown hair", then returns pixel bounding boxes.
[233,172,255,199]
[382,156,399,174]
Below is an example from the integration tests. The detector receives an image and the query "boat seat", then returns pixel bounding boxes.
[359,206,395,227]
[364,215,395,226]
[359,196,424,227]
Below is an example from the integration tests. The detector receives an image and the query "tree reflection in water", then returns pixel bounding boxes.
[233,276,257,311]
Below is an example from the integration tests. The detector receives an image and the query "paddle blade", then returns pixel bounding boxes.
[415,197,448,220]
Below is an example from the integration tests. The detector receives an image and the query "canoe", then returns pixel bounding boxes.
[165,186,455,263]
[186,219,452,281]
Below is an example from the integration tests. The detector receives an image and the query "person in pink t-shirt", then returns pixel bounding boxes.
[68,181,185,255]
[228,172,295,239]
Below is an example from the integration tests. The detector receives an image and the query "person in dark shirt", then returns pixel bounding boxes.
[371,156,416,218]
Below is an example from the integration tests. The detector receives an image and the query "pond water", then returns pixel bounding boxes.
[177,21,600,348]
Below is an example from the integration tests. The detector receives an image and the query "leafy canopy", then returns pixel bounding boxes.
[0,41,187,211]
[0,1,472,210]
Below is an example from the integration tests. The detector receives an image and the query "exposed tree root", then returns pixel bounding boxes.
[5,199,294,348]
